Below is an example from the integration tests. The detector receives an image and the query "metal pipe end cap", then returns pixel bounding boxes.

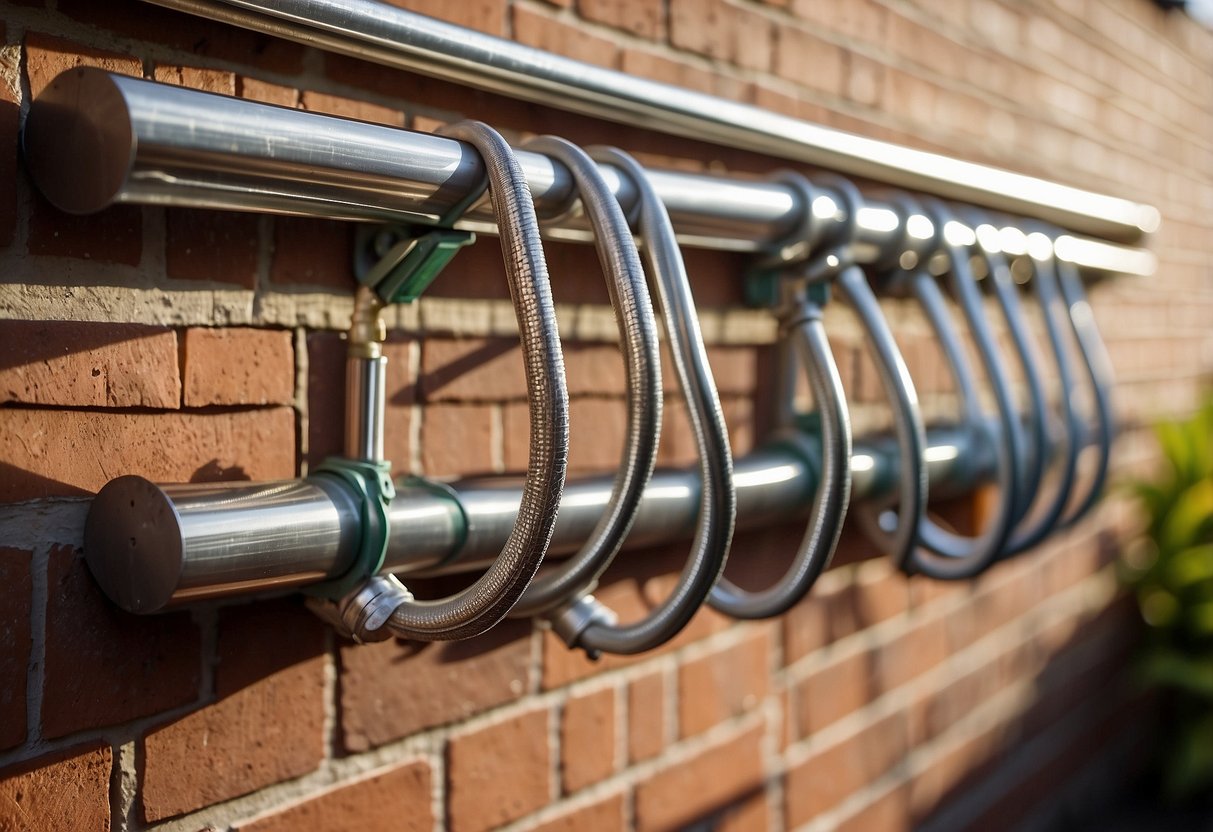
[23,67,134,215]
[84,476,185,614]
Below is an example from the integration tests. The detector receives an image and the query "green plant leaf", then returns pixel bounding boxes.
[1139,650,1213,699]
[1160,479,1213,554]
[1164,544,1213,589]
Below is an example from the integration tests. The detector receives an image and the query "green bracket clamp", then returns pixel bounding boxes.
[355,224,476,305]
[307,457,397,600]
[744,266,831,309]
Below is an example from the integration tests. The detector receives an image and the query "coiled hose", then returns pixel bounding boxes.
[551,146,735,656]
[1054,257,1115,528]
[986,225,1082,557]
[509,135,663,618]
[707,173,852,619]
[377,120,570,641]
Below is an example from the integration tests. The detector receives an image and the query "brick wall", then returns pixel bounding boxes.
[0,0,1210,829]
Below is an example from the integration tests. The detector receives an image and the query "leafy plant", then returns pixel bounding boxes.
[1121,395,1213,802]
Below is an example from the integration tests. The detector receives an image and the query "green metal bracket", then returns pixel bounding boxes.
[355,224,476,305]
[307,457,397,600]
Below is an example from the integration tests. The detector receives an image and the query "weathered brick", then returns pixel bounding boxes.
[834,784,912,832]
[530,792,626,832]
[579,0,664,39]
[0,321,180,408]
[561,687,616,793]
[0,547,31,750]
[447,707,551,832]
[382,0,507,35]
[564,342,628,397]
[628,669,666,764]
[669,0,773,72]
[620,49,716,95]
[166,208,260,288]
[514,7,620,66]
[141,599,326,821]
[789,647,876,739]
[182,327,294,406]
[785,712,908,824]
[634,723,765,831]
[152,64,235,94]
[421,403,494,476]
[854,560,909,626]
[28,196,142,266]
[421,337,527,402]
[300,90,405,126]
[0,743,111,831]
[678,630,770,738]
[340,616,530,751]
[0,21,17,248]
[773,27,845,95]
[41,545,200,739]
[270,217,355,290]
[24,32,140,98]
[716,792,772,832]
[0,407,296,502]
[238,76,300,107]
[234,760,432,832]
[873,615,949,694]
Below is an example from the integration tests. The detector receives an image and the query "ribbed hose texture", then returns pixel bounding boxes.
[576,147,736,656]
[510,136,662,618]
[382,121,569,640]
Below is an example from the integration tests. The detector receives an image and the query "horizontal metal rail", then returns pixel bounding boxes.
[23,70,1157,277]
[142,0,1159,244]
[85,426,989,613]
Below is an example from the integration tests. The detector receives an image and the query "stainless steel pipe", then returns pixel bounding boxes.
[141,0,1158,243]
[84,427,983,613]
[23,70,1156,276]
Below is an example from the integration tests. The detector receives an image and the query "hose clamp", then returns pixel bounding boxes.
[307,456,397,600]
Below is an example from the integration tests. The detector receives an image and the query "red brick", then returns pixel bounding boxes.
[834,784,912,832]
[716,792,771,832]
[447,707,552,832]
[561,687,616,793]
[182,327,295,406]
[789,648,876,739]
[41,545,200,739]
[563,342,628,397]
[237,77,300,107]
[28,197,142,266]
[785,712,907,824]
[620,49,716,95]
[141,599,326,821]
[382,0,507,35]
[0,743,111,831]
[52,0,304,74]
[0,321,180,408]
[669,0,773,72]
[504,395,629,474]
[152,64,236,95]
[514,7,620,66]
[0,548,31,750]
[634,723,765,831]
[421,337,528,402]
[678,630,770,737]
[530,793,626,832]
[421,403,494,476]
[270,217,355,290]
[166,208,260,288]
[299,90,404,126]
[628,670,666,763]
[234,760,432,832]
[854,561,909,626]
[579,0,664,39]
[774,27,845,95]
[24,32,141,98]
[873,616,949,694]
[339,616,530,751]
[0,407,296,502]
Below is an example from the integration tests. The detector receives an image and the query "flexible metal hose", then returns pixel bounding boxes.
[509,136,662,618]
[379,121,569,640]
[989,232,1082,557]
[563,146,735,655]
[1054,258,1115,528]
[707,174,852,619]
